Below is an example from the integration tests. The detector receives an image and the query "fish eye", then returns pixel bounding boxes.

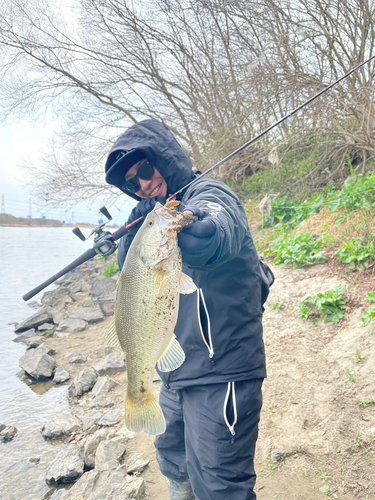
[147,221,154,226]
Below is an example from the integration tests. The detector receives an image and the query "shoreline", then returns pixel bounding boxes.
[5,255,167,500]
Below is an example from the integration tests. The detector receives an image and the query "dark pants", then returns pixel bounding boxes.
[155,379,263,500]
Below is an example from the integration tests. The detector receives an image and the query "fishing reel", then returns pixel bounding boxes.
[72,206,118,257]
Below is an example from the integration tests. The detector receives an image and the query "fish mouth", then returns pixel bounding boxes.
[154,202,197,232]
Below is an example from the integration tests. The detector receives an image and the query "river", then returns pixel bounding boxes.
[0,227,94,500]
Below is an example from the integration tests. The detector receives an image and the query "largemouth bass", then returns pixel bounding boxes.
[106,202,197,435]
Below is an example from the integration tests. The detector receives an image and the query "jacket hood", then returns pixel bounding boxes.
[105,119,195,201]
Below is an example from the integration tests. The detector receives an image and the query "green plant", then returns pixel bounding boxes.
[95,254,107,261]
[362,291,375,327]
[264,231,326,267]
[297,285,347,323]
[344,368,355,383]
[361,399,375,405]
[101,262,119,277]
[336,236,375,270]
[328,171,375,212]
[355,349,362,361]
[270,298,285,310]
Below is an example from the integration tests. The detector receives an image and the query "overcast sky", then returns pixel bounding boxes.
[0,119,136,226]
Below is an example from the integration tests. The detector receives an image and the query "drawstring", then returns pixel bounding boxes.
[223,382,237,436]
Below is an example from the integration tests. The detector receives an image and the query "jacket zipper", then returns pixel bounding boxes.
[197,288,214,358]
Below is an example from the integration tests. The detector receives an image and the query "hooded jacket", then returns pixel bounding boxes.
[109,120,266,389]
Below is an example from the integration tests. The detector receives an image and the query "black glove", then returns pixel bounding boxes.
[133,196,167,219]
[178,206,220,267]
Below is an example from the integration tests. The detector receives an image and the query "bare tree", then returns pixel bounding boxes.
[1,0,375,204]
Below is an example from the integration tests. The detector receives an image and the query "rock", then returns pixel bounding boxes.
[91,376,119,397]
[0,426,18,442]
[81,411,103,432]
[68,308,104,324]
[97,408,125,427]
[19,347,55,380]
[58,318,88,333]
[16,369,34,384]
[59,468,141,500]
[92,427,115,442]
[82,438,99,469]
[41,414,82,440]
[68,279,91,294]
[27,457,40,467]
[0,424,5,432]
[53,366,70,384]
[92,354,125,376]
[111,427,136,444]
[68,367,98,399]
[41,287,70,306]
[52,310,68,325]
[95,440,126,470]
[36,343,57,356]
[91,277,117,297]
[270,450,286,463]
[127,453,150,474]
[88,396,115,409]
[14,306,53,333]
[83,298,96,307]
[25,336,44,349]
[124,474,145,498]
[69,354,88,364]
[45,444,84,486]
[49,489,68,500]
[38,323,55,332]
[97,345,116,358]
[13,329,37,343]
[27,300,41,309]
[97,293,117,317]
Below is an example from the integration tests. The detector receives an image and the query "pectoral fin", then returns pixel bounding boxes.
[179,273,197,294]
[157,334,185,372]
[104,319,121,348]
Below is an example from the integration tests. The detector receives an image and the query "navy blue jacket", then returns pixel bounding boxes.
[110,120,266,389]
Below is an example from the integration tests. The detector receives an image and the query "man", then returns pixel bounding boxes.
[105,119,266,500]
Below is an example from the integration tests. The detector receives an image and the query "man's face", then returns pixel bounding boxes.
[125,159,167,198]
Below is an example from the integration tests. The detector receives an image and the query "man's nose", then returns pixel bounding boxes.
[138,177,152,191]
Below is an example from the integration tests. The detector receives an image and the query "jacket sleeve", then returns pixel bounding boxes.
[181,180,249,270]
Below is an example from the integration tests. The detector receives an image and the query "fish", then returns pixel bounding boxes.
[105,202,197,435]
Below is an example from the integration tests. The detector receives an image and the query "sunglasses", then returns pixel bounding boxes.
[122,159,155,194]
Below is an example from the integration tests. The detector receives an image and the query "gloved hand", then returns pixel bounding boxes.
[133,196,167,219]
[178,206,220,267]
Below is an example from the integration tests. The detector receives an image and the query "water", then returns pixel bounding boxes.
[0,227,93,500]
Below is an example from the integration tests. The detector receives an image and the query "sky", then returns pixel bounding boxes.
[0,120,136,226]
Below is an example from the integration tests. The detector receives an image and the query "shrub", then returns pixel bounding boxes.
[101,262,119,277]
[297,285,347,323]
[362,292,375,327]
[264,231,326,267]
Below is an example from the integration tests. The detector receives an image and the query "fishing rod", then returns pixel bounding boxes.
[22,53,375,302]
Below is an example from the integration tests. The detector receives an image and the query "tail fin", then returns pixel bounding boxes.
[125,392,166,436]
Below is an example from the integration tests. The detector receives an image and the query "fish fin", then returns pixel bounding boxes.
[157,334,185,372]
[179,272,197,294]
[104,320,121,348]
[125,392,166,436]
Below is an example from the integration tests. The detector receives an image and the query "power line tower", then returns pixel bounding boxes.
[1,194,5,214]
[27,199,32,219]
[71,211,75,225]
